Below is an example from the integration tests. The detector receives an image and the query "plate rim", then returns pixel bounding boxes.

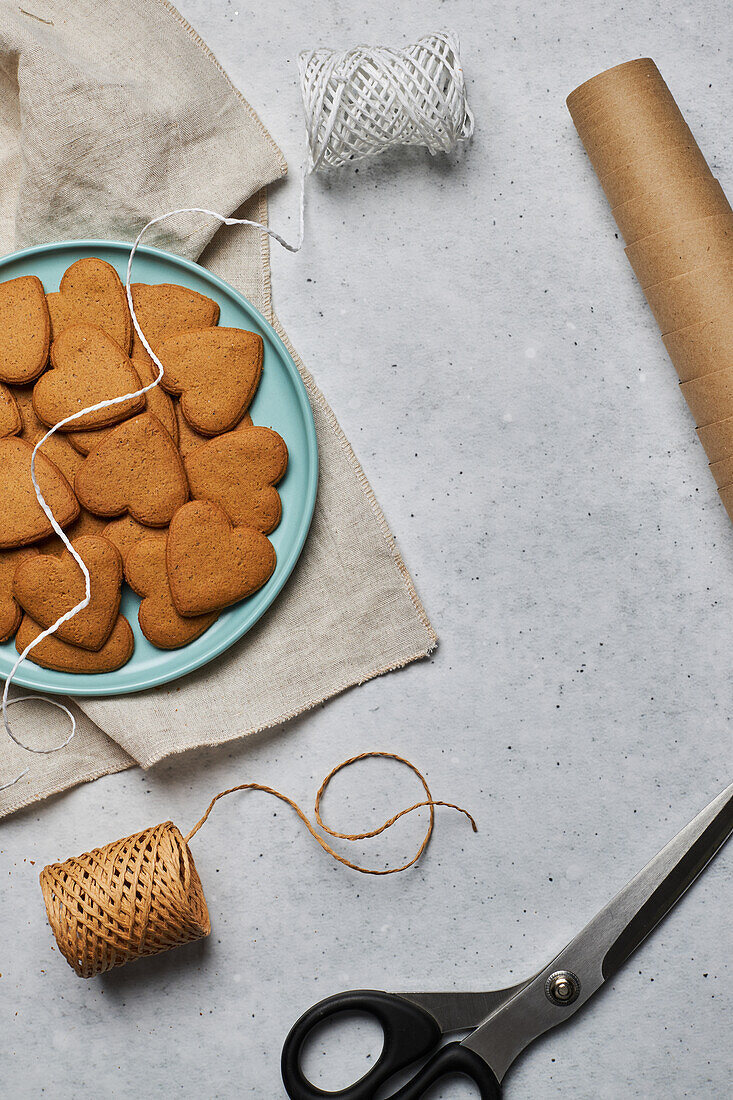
[0,238,318,696]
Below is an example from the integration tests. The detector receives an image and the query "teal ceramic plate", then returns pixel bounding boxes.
[0,240,318,696]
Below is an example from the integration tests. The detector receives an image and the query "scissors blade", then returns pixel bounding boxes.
[462,780,733,1082]
[396,983,533,1033]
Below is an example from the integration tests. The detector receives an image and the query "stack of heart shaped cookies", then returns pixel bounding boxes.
[0,257,288,671]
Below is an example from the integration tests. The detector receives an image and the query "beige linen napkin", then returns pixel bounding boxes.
[0,1,436,816]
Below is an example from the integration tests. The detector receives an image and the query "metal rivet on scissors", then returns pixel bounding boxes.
[281,780,732,1098]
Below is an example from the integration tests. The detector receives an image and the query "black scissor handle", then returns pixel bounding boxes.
[281,989,441,1099]
[388,1042,502,1099]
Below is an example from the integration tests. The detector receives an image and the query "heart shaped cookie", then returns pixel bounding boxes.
[13,535,123,651]
[102,515,168,562]
[35,508,109,558]
[0,547,39,643]
[14,382,86,490]
[16,613,134,673]
[66,357,178,455]
[75,413,188,526]
[167,500,276,616]
[0,384,21,438]
[175,402,252,457]
[26,424,107,554]
[65,428,108,456]
[185,426,288,533]
[0,275,50,384]
[46,258,131,352]
[33,324,144,431]
[126,537,218,649]
[131,357,178,443]
[130,283,220,363]
[65,426,109,455]
[157,327,263,436]
[31,432,84,486]
[14,384,44,436]
[0,437,79,549]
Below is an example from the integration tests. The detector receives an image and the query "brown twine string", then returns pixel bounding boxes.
[184,751,477,874]
[40,752,475,977]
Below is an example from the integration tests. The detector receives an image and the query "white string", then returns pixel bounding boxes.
[298,31,473,171]
[0,697,82,790]
[2,205,304,791]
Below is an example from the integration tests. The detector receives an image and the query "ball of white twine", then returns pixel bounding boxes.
[299,31,474,171]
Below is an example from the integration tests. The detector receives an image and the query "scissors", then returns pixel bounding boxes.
[281,780,732,1098]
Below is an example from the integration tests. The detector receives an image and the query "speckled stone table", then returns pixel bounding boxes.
[1,1,731,1097]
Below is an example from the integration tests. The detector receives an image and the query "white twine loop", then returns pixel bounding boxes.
[0,696,79,790]
[299,31,474,171]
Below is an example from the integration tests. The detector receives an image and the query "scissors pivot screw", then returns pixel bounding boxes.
[545,970,581,1006]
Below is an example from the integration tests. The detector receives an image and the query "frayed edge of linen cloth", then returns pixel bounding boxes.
[273,320,436,649]
[258,191,435,646]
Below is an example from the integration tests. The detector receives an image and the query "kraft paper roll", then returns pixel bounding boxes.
[626,213,733,288]
[574,90,695,155]
[697,415,733,463]
[718,484,733,523]
[664,310,733,382]
[580,119,702,184]
[613,176,730,244]
[708,453,733,489]
[602,142,712,209]
[680,367,733,427]
[643,259,733,335]
[567,58,670,122]
[569,59,698,179]
[569,59,733,518]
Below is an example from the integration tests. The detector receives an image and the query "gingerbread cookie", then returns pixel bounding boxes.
[157,327,263,436]
[7,393,100,553]
[0,437,79,549]
[0,384,22,438]
[13,535,123,651]
[126,537,218,649]
[25,427,83,484]
[131,357,178,443]
[130,283,220,363]
[102,515,168,562]
[12,383,86,488]
[0,547,39,644]
[34,324,144,431]
[46,258,131,352]
[175,402,252,457]
[15,384,53,442]
[15,613,134,673]
[0,276,50,384]
[185,426,287,533]
[35,509,109,558]
[65,427,108,456]
[65,356,178,455]
[75,412,188,526]
[167,500,276,616]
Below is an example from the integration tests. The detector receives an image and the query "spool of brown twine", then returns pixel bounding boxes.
[40,752,476,978]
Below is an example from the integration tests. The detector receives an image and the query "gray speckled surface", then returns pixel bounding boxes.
[1,1,732,1097]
